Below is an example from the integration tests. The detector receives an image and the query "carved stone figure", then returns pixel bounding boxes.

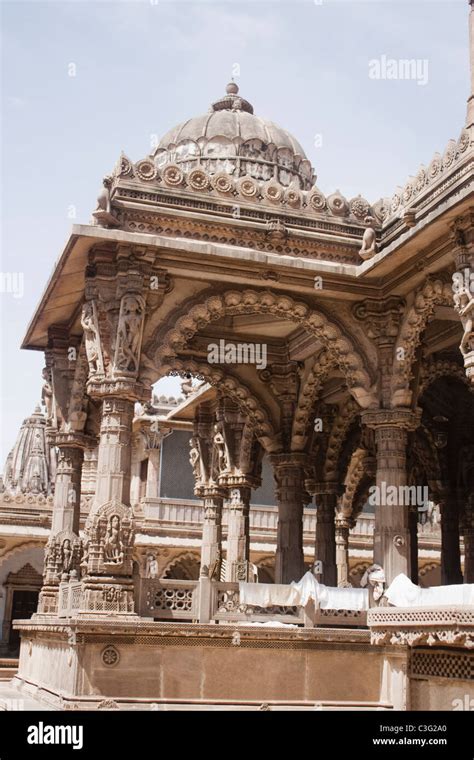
[189,437,201,481]
[146,554,159,579]
[81,301,104,376]
[454,287,474,356]
[114,294,145,374]
[61,538,73,574]
[104,514,124,565]
[95,175,113,214]
[41,368,54,420]
[181,373,194,397]
[359,216,378,260]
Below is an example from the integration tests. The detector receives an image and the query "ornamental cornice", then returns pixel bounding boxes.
[368,606,474,649]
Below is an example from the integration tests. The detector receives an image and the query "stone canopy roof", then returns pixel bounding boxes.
[153,82,315,190]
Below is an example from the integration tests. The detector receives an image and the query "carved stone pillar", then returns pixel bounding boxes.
[145,448,161,498]
[362,409,421,585]
[439,491,463,585]
[463,498,474,583]
[200,487,224,579]
[409,506,419,584]
[93,396,135,508]
[271,454,307,584]
[335,514,350,587]
[82,381,148,616]
[38,432,89,615]
[223,485,251,582]
[51,440,84,535]
[309,483,338,586]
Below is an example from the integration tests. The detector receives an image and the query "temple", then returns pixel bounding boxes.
[0,2,474,712]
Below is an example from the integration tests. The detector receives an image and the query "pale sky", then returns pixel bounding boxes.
[0,0,470,464]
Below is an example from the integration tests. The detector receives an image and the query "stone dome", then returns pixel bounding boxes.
[153,83,315,190]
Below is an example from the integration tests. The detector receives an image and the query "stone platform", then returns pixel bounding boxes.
[9,617,402,710]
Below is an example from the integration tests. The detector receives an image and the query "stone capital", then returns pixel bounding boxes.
[54,431,96,450]
[361,407,422,432]
[352,297,405,347]
[87,379,150,404]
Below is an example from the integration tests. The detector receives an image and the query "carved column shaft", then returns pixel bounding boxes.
[409,507,419,584]
[272,456,306,584]
[201,492,224,577]
[362,409,421,585]
[374,425,411,583]
[335,516,350,587]
[440,493,463,585]
[224,486,251,582]
[313,486,338,586]
[51,444,84,535]
[463,502,474,583]
[94,396,135,508]
[146,448,161,499]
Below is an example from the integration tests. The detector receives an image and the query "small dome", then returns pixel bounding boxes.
[153,84,315,189]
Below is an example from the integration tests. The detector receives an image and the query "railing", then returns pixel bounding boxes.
[138,577,367,627]
[140,579,199,620]
[58,581,82,618]
[212,582,305,625]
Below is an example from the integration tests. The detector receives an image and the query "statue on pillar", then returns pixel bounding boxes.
[81,301,104,377]
[113,294,145,375]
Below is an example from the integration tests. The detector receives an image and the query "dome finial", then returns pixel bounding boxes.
[226,80,239,95]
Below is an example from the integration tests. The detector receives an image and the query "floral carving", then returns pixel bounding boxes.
[327,191,348,216]
[188,169,209,191]
[211,172,234,195]
[162,164,184,187]
[136,160,157,181]
[239,177,258,198]
[350,196,370,220]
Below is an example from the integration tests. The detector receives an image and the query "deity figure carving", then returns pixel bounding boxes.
[43,531,82,583]
[359,216,378,260]
[146,554,159,579]
[104,514,124,566]
[84,500,134,576]
[114,294,145,374]
[453,286,474,356]
[213,421,232,476]
[189,437,201,481]
[61,538,73,575]
[81,301,104,376]
[41,367,54,421]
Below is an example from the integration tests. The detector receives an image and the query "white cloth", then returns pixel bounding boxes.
[239,582,301,607]
[385,573,474,607]
[317,585,368,611]
[290,571,368,610]
[240,572,368,611]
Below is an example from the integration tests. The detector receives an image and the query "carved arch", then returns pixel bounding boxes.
[418,359,472,399]
[340,448,374,517]
[144,289,377,409]
[391,278,453,407]
[162,551,200,580]
[291,350,337,452]
[143,357,280,453]
[323,398,360,481]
